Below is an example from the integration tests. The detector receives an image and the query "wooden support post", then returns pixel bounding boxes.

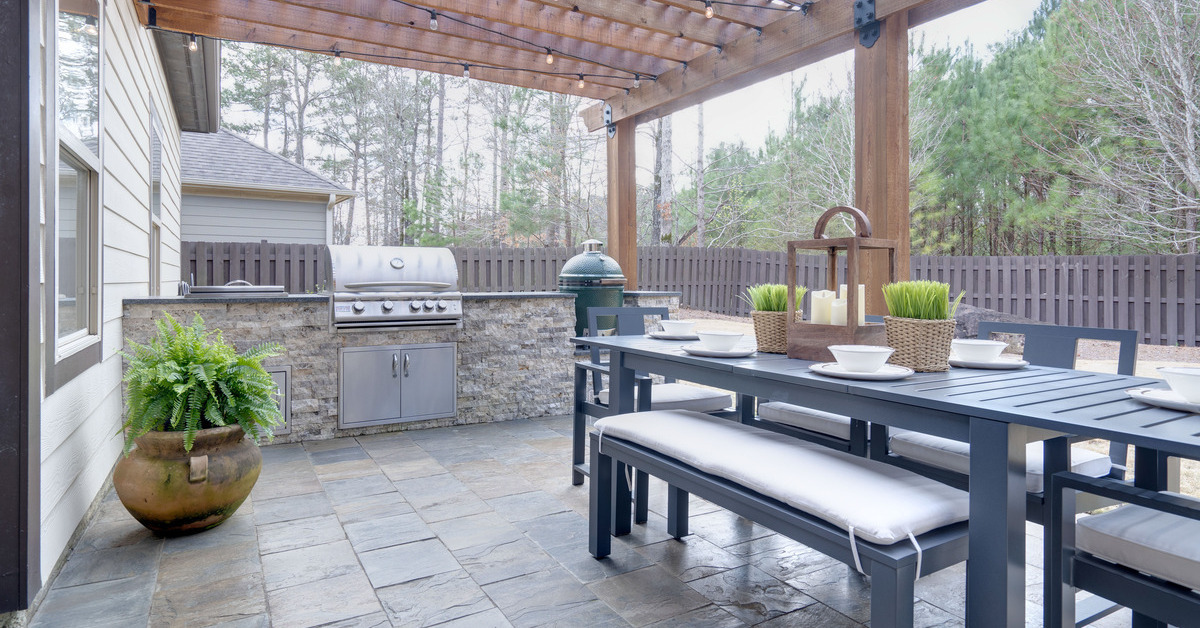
[854,12,910,316]
[607,118,638,291]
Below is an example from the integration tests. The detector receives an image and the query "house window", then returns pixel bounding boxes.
[52,0,101,372]
[149,108,163,295]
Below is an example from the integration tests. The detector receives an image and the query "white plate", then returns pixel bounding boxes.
[948,355,1029,370]
[809,362,914,381]
[648,330,700,341]
[681,344,756,358]
[1126,388,1200,413]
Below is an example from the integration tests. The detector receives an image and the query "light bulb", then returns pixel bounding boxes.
[545,49,554,65]
[577,75,585,89]
[633,74,641,89]
[333,51,342,66]
[80,16,98,36]
[188,34,198,52]
[462,65,470,79]
[429,12,438,31]
[704,1,714,18]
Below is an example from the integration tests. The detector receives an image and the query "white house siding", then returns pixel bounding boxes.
[38,0,182,581]
[181,193,328,244]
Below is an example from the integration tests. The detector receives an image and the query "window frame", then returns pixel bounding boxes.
[148,105,163,296]
[47,0,103,390]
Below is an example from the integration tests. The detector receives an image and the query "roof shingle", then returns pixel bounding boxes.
[180,130,349,195]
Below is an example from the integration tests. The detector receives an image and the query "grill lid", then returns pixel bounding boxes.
[325,245,459,293]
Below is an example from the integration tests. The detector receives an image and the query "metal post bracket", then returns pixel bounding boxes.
[854,0,880,48]
[604,104,615,138]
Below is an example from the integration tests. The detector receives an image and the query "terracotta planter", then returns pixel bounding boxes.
[114,425,261,536]
[884,316,957,372]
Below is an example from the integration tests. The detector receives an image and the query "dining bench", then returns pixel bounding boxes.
[588,410,971,628]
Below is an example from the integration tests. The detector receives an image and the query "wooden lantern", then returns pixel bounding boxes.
[786,206,898,361]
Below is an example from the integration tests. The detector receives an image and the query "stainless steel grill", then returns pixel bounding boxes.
[324,245,463,329]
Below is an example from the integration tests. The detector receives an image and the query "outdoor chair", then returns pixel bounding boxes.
[571,306,736,490]
[1049,466,1200,627]
[874,323,1140,522]
[750,315,883,456]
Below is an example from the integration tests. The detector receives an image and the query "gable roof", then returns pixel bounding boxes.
[181,130,354,203]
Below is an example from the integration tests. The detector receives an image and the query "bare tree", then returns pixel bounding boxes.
[1057,0,1200,253]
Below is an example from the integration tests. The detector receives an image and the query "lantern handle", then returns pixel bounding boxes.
[813,206,872,239]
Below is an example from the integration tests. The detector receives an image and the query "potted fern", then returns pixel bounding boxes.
[114,313,284,535]
[742,283,807,354]
[881,280,965,372]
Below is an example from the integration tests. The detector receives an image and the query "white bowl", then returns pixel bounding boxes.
[696,330,743,352]
[1159,367,1200,403]
[951,339,1007,363]
[828,345,894,373]
[659,319,696,335]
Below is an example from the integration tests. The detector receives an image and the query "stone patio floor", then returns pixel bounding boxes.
[27,415,1132,628]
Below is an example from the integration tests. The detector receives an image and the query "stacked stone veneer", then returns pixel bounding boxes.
[122,294,578,443]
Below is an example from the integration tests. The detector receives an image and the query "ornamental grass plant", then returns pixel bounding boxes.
[122,312,284,453]
[881,280,965,320]
[741,283,808,312]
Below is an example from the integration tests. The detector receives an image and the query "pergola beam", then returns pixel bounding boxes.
[524,0,752,48]
[582,0,985,131]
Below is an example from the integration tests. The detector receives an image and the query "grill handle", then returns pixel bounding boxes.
[392,354,398,378]
[403,353,410,377]
[342,281,452,290]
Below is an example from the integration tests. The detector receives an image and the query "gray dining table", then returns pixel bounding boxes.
[573,334,1200,628]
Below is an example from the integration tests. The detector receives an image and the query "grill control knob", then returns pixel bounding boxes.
[381,300,394,312]
[352,300,365,313]
[424,299,437,311]
[436,299,448,311]
[409,301,422,312]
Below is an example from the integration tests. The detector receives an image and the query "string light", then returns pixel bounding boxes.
[333,50,342,66]
[633,74,640,89]
[704,1,714,18]
[188,33,198,51]
[545,48,554,65]
[80,16,98,36]
[577,74,585,89]
[429,10,438,31]
[462,64,470,78]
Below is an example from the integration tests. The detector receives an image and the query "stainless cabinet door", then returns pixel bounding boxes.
[340,346,404,427]
[399,344,456,420]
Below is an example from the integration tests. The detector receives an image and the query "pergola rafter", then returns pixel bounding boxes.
[136,0,984,305]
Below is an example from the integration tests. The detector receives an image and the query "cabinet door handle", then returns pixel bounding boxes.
[392,354,399,377]
[403,353,411,377]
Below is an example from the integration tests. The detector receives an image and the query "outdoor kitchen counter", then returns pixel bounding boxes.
[122,292,597,442]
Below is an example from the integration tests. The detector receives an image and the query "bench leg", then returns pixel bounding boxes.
[667,485,689,540]
[1130,448,1170,628]
[635,470,649,524]
[613,460,633,536]
[589,436,612,558]
[869,561,917,628]
[572,367,588,485]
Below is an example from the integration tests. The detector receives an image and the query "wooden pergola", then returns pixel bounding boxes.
[136,0,982,313]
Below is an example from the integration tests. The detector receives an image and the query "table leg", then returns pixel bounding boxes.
[967,417,1027,628]
[572,366,588,485]
[1130,447,1169,628]
[1042,436,1072,627]
[608,350,636,414]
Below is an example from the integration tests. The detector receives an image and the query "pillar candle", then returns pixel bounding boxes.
[857,284,866,325]
[839,284,847,299]
[810,290,835,325]
[830,298,848,326]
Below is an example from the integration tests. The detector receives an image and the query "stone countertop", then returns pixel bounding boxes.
[124,291,575,305]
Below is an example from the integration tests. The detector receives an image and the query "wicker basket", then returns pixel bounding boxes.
[884,316,956,372]
[752,310,799,354]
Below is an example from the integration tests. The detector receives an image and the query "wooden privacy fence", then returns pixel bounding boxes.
[182,242,1199,346]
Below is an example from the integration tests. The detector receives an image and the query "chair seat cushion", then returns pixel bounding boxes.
[758,402,853,440]
[889,432,1112,493]
[594,410,968,545]
[1077,493,1200,591]
[597,383,731,413]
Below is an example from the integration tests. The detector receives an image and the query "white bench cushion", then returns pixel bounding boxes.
[597,383,731,413]
[889,431,1112,493]
[758,402,853,440]
[1077,492,1200,591]
[594,410,968,545]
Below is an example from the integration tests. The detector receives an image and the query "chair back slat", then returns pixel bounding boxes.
[976,322,1139,375]
[585,307,670,366]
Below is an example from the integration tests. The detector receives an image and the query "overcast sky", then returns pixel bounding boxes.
[643,0,1046,184]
